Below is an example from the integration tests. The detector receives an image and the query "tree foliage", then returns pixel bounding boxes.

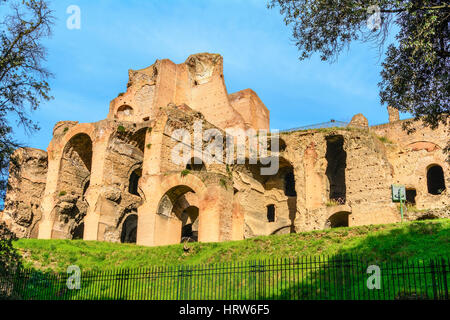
[0,222,22,299]
[268,0,449,129]
[0,0,54,201]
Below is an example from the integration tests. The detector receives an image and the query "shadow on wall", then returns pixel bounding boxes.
[266,221,449,300]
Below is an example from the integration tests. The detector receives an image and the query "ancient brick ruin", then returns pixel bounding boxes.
[0,53,448,246]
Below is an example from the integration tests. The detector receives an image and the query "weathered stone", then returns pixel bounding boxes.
[387,106,400,122]
[0,148,47,238]
[348,113,368,128]
[0,53,448,246]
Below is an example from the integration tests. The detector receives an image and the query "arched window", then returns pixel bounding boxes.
[116,105,134,120]
[186,157,205,171]
[427,165,446,195]
[129,169,142,196]
[53,133,92,240]
[267,204,275,222]
[121,214,138,243]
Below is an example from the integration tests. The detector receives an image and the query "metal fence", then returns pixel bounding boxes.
[1,255,448,300]
[280,120,349,133]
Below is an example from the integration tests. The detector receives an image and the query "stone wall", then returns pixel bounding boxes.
[0,148,48,238]
[0,53,448,247]
[107,53,270,132]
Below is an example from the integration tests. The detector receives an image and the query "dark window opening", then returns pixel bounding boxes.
[326,135,347,203]
[186,157,205,171]
[284,170,297,197]
[427,165,446,195]
[72,223,84,240]
[181,206,199,243]
[121,214,138,243]
[129,169,142,196]
[181,224,194,241]
[406,189,417,204]
[267,205,275,222]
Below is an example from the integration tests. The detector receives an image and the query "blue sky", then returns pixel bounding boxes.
[9,0,404,151]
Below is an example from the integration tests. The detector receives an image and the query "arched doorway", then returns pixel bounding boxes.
[325,211,350,229]
[156,185,199,245]
[121,214,138,243]
[52,133,93,239]
[427,165,446,195]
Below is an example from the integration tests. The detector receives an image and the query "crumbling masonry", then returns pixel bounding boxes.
[1,53,448,246]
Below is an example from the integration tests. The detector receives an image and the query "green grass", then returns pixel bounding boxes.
[376,135,393,144]
[13,219,450,273]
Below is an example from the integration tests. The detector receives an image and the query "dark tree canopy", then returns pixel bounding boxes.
[268,0,449,129]
[0,222,23,299]
[0,0,54,201]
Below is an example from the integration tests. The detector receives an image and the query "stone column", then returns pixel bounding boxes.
[387,106,400,122]
[37,146,62,239]
[83,131,110,241]
[136,118,166,246]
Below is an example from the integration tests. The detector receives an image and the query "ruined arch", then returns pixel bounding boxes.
[151,174,214,245]
[325,211,350,229]
[406,141,441,152]
[52,133,93,239]
[157,185,196,217]
[104,127,146,194]
[427,164,446,195]
[116,105,134,121]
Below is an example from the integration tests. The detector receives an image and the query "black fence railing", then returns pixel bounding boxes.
[280,120,349,133]
[1,255,448,300]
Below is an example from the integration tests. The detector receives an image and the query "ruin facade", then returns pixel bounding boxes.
[0,53,448,246]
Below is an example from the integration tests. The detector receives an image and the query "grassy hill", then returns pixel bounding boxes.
[13,218,450,272]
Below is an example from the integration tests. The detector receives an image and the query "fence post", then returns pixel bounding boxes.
[249,262,257,300]
[121,269,129,300]
[430,260,438,300]
[442,258,448,300]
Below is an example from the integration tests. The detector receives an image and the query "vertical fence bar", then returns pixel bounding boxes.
[442,258,448,300]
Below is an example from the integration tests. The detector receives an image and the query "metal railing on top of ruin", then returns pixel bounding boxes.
[280,120,349,133]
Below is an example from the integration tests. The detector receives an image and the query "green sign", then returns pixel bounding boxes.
[391,184,406,202]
